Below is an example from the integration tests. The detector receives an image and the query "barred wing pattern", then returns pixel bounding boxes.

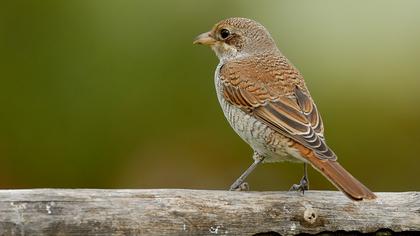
[220,56,336,160]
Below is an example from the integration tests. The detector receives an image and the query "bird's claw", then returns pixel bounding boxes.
[229,182,250,191]
[289,176,309,194]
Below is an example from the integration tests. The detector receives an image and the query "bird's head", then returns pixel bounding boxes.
[194,17,277,60]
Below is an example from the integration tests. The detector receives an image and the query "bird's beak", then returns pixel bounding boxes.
[193,31,216,45]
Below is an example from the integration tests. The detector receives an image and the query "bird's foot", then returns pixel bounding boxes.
[289,176,309,194]
[229,182,250,191]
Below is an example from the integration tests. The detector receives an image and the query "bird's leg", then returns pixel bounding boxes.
[289,163,309,193]
[229,152,265,191]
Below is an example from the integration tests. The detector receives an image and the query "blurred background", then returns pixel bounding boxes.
[1,0,419,191]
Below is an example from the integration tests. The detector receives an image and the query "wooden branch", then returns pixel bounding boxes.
[0,189,418,235]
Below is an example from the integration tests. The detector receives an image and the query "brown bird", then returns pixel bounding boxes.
[194,17,376,201]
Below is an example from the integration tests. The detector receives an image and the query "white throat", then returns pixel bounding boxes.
[211,43,239,61]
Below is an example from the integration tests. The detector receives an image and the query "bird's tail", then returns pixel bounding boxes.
[305,152,376,201]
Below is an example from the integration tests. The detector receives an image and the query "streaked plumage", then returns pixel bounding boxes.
[195,17,376,200]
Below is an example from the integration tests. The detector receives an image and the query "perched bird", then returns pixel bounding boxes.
[194,17,376,201]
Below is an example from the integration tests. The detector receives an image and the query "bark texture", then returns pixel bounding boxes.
[0,189,418,235]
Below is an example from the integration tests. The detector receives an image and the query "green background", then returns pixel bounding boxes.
[1,1,419,191]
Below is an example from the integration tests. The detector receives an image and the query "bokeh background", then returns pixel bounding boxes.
[1,1,419,191]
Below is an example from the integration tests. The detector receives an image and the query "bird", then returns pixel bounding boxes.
[193,17,376,201]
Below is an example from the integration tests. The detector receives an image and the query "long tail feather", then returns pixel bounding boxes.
[305,151,376,200]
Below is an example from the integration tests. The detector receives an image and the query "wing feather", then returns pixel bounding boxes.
[220,57,336,160]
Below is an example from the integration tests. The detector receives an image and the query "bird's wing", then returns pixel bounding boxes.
[219,56,336,160]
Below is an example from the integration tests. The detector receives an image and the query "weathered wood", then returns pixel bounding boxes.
[0,189,418,235]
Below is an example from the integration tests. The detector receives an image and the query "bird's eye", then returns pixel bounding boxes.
[220,29,230,39]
